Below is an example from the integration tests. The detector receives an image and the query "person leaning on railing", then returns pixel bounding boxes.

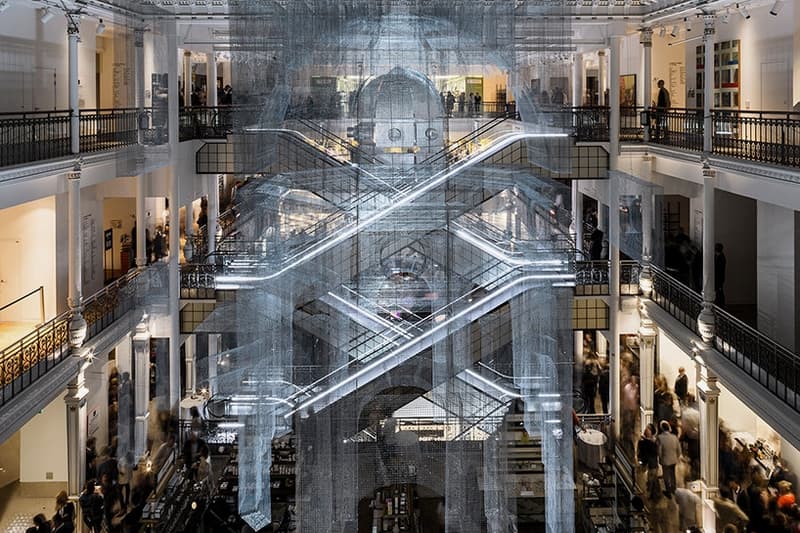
[654,79,671,141]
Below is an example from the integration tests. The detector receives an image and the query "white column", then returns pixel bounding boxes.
[136,174,147,268]
[68,20,80,155]
[609,36,622,170]
[696,354,720,497]
[65,364,89,497]
[169,34,182,410]
[184,203,194,262]
[183,50,192,107]
[207,53,218,107]
[207,175,219,259]
[184,334,195,395]
[641,27,653,143]
[571,180,583,257]
[66,165,88,498]
[596,331,608,359]
[572,53,584,107]
[609,177,621,437]
[598,50,607,106]
[208,333,219,391]
[697,164,716,345]
[132,317,151,459]
[135,28,146,144]
[702,15,715,154]
[638,305,657,433]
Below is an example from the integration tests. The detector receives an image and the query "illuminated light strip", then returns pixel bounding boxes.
[452,226,570,268]
[285,272,573,416]
[325,291,411,341]
[217,132,570,285]
[462,368,522,399]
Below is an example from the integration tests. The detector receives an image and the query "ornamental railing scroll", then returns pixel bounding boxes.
[0,267,142,407]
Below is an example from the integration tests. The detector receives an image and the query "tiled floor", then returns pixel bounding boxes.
[0,483,52,533]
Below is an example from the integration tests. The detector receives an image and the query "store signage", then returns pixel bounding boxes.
[104,228,114,251]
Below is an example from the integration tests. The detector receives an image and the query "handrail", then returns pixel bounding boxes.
[647,263,800,411]
[0,267,144,408]
[0,286,45,325]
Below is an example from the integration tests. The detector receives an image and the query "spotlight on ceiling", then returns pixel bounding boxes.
[684,17,692,32]
[659,26,666,37]
[770,0,784,16]
[96,19,106,35]
[737,3,750,19]
[0,1,10,13]
[670,24,678,38]
[40,7,55,24]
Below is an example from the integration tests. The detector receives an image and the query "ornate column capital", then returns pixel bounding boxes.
[702,13,716,39]
[134,28,145,48]
[639,27,653,46]
[597,49,606,57]
[702,160,716,179]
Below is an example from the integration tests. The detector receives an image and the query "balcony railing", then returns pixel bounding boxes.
[5,105,800,171]
[647,264,800,411]
[0,268,142,407]
[712,109,800,168]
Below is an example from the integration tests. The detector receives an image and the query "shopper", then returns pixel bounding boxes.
[31,514,51,533]
[598,358,610,413]
[79,481,104,533]
[637,423,659,499]
[589,228,604,260]
[657,420,681,498]
[457,92,466,115]
[654,79,670,140]
[580,355,600,414]
[52,513,74,533]
[54,490,75,526]
[674,487,701,531]
[86,437,98,483]
[674,367,688,406]
[715,242,727,307]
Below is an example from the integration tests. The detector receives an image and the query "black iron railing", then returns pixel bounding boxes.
[0,110,71,167]
[179,106,238,141]
[0,268,142,407]
[648,264,703,335]
[714,305,800,411]
[648,263,800,411]
[79,108,139,153]
[649,107,704,151]
[712,109,800,167]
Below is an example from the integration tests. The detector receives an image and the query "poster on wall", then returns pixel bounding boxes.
[620,74,636,107]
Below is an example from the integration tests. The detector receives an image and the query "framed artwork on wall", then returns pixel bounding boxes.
[620,74,636,107]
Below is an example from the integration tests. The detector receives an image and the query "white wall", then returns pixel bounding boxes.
[0,2,99,112]
[652,35,686,108]
[0,196,59,321]
[19,394,68,483]
[715,189,757,306]
[757,201,796,350]
[683,2,795,110]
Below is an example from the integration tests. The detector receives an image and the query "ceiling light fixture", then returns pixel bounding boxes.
[96,19,106,35]
[737,4,750,19]
[0,1,10,13]
[684,17,692,32]
[40,7,55,24]
[770,0,784,16]
[670,24,678,37]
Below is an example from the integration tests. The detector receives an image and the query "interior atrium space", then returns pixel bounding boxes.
[2,1,800,532]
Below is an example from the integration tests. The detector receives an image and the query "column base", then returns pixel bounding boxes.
[135,413,150,460]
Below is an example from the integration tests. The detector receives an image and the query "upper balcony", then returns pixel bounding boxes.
[2,104,798,177]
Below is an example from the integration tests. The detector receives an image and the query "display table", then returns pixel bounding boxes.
[577,429,607,470]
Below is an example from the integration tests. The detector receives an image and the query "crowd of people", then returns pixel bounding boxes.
[72,408,214,533]
[633,367,800,532]
[440,90,484,118]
